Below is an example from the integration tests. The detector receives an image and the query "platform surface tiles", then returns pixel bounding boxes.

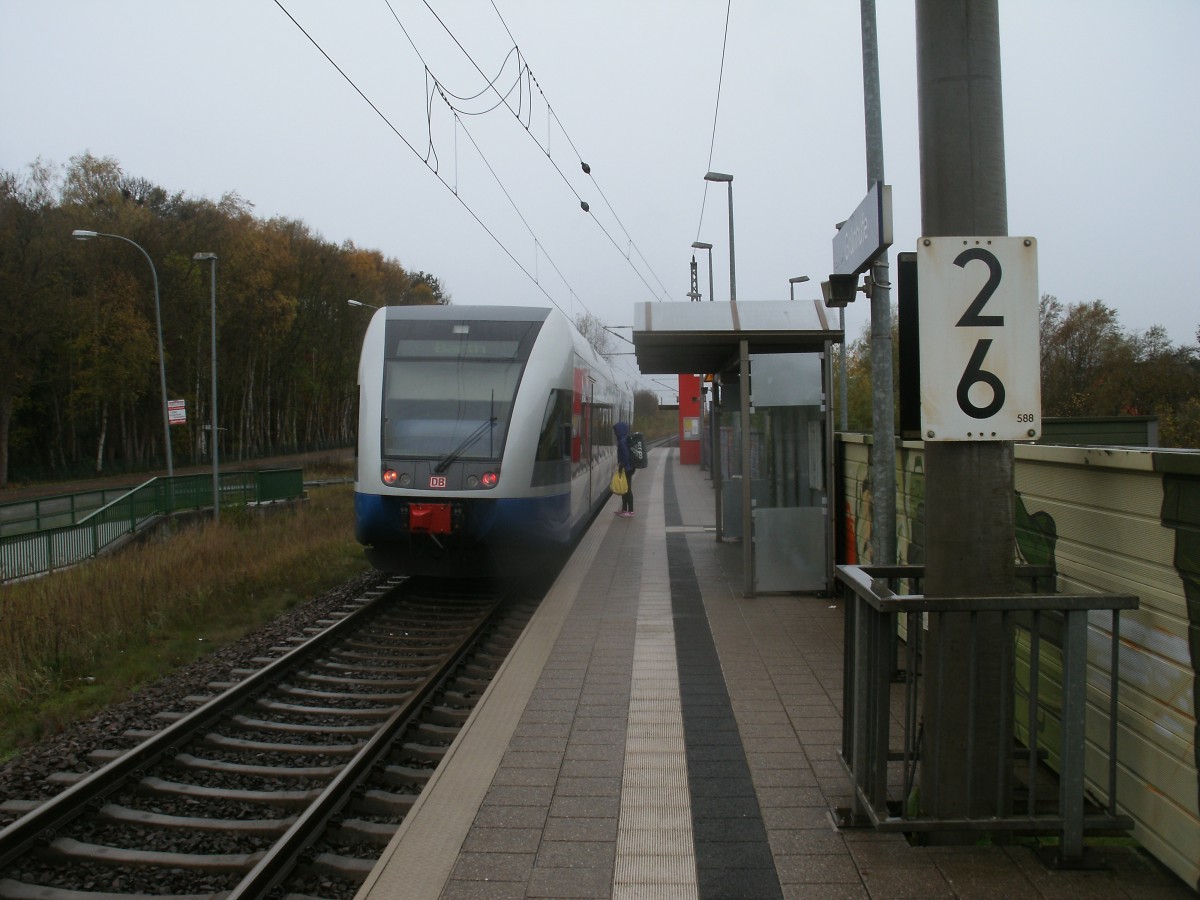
[357,450,1191,900]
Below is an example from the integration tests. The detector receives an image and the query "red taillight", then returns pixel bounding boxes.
[382,468,399,485]
[481,471,499,488]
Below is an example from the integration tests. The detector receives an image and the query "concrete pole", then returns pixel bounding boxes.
[740,338,754,597]
[860,0,896,567]
[916,0,1015,830]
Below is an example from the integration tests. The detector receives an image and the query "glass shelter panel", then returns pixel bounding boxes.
[750,354,829,592]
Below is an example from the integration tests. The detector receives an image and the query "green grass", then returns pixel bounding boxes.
[0,481,370,759]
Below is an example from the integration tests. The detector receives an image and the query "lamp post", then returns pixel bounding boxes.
[73,229,173,477]
[788,274,810,301]
[691,241,714,303]
[703,172,735,303]
[194,253,219,523]
[704,171,754,592]
[347,299,379,310]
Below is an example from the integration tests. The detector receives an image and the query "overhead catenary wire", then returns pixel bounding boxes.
[421,0,674,302]
[695,0,733,244]
[274,0,591,323]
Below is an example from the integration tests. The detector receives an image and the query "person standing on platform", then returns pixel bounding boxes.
[613,421,635,517]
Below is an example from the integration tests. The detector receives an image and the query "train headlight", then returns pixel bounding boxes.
[382,468,399,486]
[481,471,499,488]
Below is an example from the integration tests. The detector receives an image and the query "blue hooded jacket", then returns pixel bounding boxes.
[614,421,632,473]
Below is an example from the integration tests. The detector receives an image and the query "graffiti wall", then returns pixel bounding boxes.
[838,436,1200,889]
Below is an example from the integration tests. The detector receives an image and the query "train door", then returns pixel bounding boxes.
[584,376,596,506]
[572,362,595,510]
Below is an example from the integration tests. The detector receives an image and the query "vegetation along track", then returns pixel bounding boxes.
[0,575,538,899]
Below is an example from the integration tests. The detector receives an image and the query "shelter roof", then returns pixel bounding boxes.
[631,300,843,375]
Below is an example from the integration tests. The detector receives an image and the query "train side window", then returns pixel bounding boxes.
[536,389,572,461]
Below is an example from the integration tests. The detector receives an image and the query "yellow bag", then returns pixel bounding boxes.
[610,469,628,495]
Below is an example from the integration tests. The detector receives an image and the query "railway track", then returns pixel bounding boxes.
[0,576,537,899]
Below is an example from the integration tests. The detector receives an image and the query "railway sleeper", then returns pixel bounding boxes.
[425,705,471,727]
[39,835,264,874]
[311,661,438,675]
[467,651,508,668]
[445,675,490,695]
[252,699,399,719]
[0,799,41,816]
[95,803,296,835]
[45,772,85,786]
[375,763,434,789]
[309,850,377,880]
[398,742,447,765]
[294,672,421,689]
[411,722,458,743]
[342,639,458,652]
[228,714,377,737]
[171,752,341,780]
[331,817,399,845]
[136,775,321,808]
[457,663,498,680]
[203,732,363,758]
[352,788,417,818]
[331,652,445,666]
[275,684,411,704]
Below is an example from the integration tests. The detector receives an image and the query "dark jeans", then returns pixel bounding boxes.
[622,467,635,512]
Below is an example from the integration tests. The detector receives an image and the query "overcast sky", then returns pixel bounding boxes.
[3,1,1197,394]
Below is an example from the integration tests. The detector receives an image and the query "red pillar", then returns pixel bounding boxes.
[678,373,702,465]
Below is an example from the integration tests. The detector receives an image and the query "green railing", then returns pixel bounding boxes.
[0,486,138,538]
[0,469,304,583]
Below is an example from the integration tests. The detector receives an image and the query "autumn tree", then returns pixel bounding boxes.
[1039,295,1200,445]
[0,162,60,487]
[0,154,448,483]
[833,296,1200,448]
[574,311,615,357]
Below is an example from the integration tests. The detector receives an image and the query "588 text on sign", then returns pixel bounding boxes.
[917,237,1040,441]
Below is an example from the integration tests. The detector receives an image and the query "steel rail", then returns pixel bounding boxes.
[226,594,506,898]
[0,577,405,869]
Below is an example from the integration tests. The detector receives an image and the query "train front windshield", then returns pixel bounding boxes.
[381,317,543,461]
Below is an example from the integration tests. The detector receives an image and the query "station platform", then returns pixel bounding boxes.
[356,449,1191,900]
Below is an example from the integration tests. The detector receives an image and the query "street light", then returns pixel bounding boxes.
[347,299,379,310]
[691,241,714,303]
[194,253,219,524]
[73,229,173,478]
[703,172,735,303]
[788,275,810,302]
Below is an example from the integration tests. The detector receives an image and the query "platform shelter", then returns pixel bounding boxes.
[632,299,842,596]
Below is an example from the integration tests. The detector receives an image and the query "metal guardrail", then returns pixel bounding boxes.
[0,486,138,538]
[835,563,1138,865]
[0,469,303,582]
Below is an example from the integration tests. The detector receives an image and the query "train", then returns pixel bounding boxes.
[354,304,633,577]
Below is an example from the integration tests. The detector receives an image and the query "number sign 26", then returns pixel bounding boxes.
[917,237,1040,442]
